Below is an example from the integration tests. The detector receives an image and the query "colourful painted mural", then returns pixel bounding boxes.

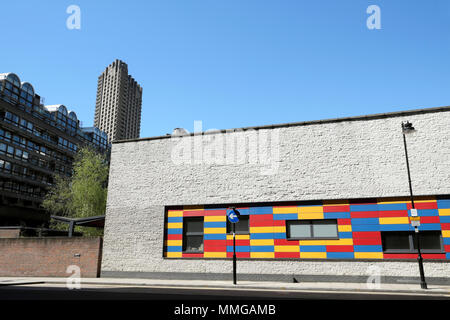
[164,196,450,260]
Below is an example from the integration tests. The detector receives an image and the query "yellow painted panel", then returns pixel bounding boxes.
[299,239,353,246]
[227,234,250,240]
[379,217,409,225]
[338,225,352,232]
[204,228,226,234]
[273,207,298,214]
[167,222,182,229]
[204,216,226,222]
[250,227,273,233]
[275,245,300,252]
[250,239,274,246]
[300,252,327,259]
[355,252,383,259]
[204,252,227,258]
[250,252,275,258]
[298,212,324,220]
[166,240,182,246]
[274,226,286,233]
[442,230,450,238]
[167,210,183,217]
[439,209,450,216]
[298,206,324,214]
[165,252,182,258]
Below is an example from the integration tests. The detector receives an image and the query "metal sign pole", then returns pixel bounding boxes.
[233,222,237,285]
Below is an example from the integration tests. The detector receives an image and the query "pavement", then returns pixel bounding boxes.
[0,276,450,297]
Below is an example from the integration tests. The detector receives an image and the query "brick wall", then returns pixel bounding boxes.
[0,237,103,277]
[0,229,20,238]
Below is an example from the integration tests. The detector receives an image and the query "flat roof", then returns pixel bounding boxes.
[113,105,450,144]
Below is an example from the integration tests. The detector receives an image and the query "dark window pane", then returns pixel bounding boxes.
[382,232,411,251]
[184,218,203,233]
[183,235,203,253]
[414,231,442,251]
[227,215,249,233]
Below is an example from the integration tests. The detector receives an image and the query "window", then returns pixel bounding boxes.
[381,231,444,253]
[226,215,249,234]
[287,219,338,240]
[182,217,204,253]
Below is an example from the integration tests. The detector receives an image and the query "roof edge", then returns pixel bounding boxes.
[113,105,450,144]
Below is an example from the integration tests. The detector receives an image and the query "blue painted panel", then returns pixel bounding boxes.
[351,218,379,225]
[354,245,383,252]
[204,221,226,228]
[324,212,351,219]
[204,234,227,240]
[350,204,379,212]
[300,245,326,252]
[327,252,355,259]
[251,245,275,252]
[167,217,183,223]
[273,213,298,220]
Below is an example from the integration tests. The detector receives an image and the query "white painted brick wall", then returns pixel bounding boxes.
[102,110,450,279]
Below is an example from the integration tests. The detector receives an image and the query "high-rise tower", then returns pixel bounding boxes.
[94,60,143,142]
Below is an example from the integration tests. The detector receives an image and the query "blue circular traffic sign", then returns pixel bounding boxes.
[227,209,239,223]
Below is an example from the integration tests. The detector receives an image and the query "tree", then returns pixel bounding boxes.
[43,147,109,236]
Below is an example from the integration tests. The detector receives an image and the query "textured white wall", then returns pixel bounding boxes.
[102,109,450,279]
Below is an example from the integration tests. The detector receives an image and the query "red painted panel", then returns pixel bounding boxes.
[274,252,300,258]
[383,253,446,260]
[323,205,350,212]
[420,216,440,224]
[183,210,205,217]
[167,234,183,240]
[204,240,227,250]
[383,253,417,259]
[378,210,409,218]
[272,220,285,226]
[227,252,250,258]
[182,253,204,258]
[250,220,274,227]
[423,254,446,259]
[204,210,227,216]
[337,218,351,225]
[441,223,450,230]
[326,245,354,252]
[351,211,379,218]
[274,239,299,246]
[407,202,438,210]
[250,214,273,222]
[353,238,382,245]
[352,231,381,239]
[226,240,250,246]
[444,245,450,252]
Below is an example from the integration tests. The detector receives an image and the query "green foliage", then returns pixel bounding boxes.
[43,147,109,236]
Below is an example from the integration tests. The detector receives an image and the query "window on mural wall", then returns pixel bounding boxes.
[381,231,443,253]
[286,219,338,240]
[226,215,249,234]
[182,217,204,253]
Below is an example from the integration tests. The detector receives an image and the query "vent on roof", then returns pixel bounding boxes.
[172,128,189,136]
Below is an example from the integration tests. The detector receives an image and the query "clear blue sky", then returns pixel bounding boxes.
[2,1,450,137]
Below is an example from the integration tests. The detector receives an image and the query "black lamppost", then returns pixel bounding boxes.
[401,121,427,290]
[227,207,240,285]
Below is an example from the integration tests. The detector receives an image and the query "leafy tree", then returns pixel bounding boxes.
[43,147,109,236]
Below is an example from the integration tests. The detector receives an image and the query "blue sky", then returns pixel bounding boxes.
[2,1,450,137]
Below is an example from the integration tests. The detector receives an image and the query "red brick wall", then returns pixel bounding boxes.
[0,237,103,277]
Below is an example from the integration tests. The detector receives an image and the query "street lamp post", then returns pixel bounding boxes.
[401,121,427,290]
